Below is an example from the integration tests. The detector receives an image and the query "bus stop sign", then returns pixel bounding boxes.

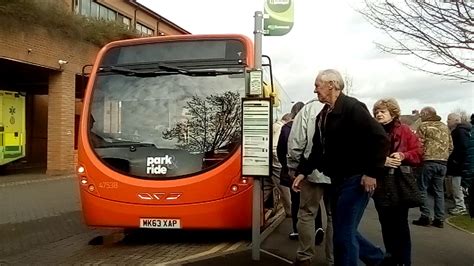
[264,0,294,36]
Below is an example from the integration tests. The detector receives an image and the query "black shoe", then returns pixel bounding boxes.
[315,228,324,245]
[412,216,431,226]
[432,219,444,228]
[289,232,299,240]
[378,256,396,266]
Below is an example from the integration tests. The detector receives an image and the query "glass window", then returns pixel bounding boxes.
[90,2,99,18]
[118,14,131,29]
[80,0,91,16]
[123,17,131,29]
[108,9,117,21]
[78,0,120,22]
[89,41,247,179]
[136,23,154,36]
[74,0,79,14]
[90,70,245,179]
[101,40,246,66]
[99,5,108,20]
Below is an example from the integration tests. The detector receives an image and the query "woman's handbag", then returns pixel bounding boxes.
[393,166,423,208]
[375,165,422,208]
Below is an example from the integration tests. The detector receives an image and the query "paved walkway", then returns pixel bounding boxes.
[2,172,473,265]
[0,172,252,264]
[185,200,474,266]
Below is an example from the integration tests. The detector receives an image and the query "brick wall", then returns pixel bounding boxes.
[0,26,99,175]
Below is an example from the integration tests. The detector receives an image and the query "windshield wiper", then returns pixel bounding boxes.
[99,64,243,77]
[97,142,155,148]
[156,63,190,74]
[93,137,156,148]
[98,66,171,77]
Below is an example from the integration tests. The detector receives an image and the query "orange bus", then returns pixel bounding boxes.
[77,34,278,229]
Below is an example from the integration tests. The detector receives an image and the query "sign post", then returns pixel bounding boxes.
[249,10,265,261]
[247,1,294,261]
[242,97,271,261]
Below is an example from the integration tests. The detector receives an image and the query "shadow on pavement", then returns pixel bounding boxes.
[89,228,252,246]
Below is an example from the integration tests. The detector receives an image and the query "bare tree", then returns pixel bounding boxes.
[343,71,354,95]
[358,0,473,82]
[162,91,241,153]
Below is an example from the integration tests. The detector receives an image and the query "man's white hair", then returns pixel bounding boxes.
[317,69,345,91]
[448,113,461,123]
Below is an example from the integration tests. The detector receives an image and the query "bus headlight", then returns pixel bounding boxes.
[230,185,239,192]
[77,166,85,174]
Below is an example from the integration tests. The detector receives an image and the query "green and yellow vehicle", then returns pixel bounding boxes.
[0,90,26,165]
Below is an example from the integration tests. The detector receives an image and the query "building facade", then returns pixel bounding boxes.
[0,0,189,175]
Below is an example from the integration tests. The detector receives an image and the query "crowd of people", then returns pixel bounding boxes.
[264,69,474,266]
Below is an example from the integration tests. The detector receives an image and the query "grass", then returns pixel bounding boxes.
[0,0,139,46]
[448,214,474,233]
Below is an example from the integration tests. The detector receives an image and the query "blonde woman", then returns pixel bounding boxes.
[372,98,423,266]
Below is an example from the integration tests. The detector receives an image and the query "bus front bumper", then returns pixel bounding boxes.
[79,186,253,230]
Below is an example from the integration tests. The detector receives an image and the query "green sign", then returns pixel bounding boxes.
[264,0,294,36]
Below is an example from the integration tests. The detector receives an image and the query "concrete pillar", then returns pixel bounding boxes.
[47,70,75,175]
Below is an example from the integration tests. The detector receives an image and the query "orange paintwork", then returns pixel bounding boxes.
[77,34,259,229]
[79,181,253,229]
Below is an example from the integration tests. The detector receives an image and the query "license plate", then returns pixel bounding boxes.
[139,218,181,229]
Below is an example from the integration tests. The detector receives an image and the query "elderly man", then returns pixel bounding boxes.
[446,112,471,215]
[293,69,389,266]
[413,107,452,228]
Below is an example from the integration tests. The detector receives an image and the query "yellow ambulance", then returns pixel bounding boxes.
[0,90,26,165]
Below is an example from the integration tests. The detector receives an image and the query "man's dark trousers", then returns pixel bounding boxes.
[331,175,384,266]
[418,161,447,221]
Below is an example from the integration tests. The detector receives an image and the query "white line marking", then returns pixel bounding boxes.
[159,242,228,265]
[261,249,293,264]
[0,175,73,188]
[224,241,245,252]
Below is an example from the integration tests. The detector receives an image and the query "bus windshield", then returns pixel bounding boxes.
[88,62,245,179]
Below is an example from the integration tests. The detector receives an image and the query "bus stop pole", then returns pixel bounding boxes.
[252,10,264,261]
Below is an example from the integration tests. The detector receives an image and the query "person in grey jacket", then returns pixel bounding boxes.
[287,98,333,265]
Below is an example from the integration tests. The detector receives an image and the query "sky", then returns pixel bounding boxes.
[137,0,473,121]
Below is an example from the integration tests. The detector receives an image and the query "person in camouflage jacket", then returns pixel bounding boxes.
[418,112,453,162]
[413,107,453,228]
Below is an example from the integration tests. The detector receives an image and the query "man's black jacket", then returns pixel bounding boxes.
[297,94,389,185]
[447,123,471,177]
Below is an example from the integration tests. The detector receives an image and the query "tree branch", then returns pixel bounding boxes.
[358,0,473,82]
